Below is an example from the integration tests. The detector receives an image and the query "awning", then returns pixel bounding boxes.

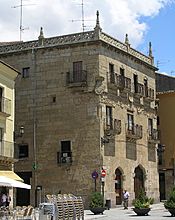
[0,176,31,189]
[0,171,24,182]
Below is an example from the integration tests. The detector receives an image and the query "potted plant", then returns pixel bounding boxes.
[164,187,175,216]
[89,192,106,215]
[132,188,154,216]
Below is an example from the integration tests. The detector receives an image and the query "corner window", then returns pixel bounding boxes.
[18,144,29,158]
[22,67,30,78]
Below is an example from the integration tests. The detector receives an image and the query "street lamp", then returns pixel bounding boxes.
[14,126,24,139]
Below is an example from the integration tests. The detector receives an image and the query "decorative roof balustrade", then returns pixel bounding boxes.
[0,29,153,66]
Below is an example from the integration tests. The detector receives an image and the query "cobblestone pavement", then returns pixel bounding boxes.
[84,203,172,220]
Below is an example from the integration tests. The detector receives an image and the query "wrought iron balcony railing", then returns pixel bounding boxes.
[133,83,144,96]
[66,70,87,85]
[0,97,11,116]
[108,73,131,91]
[57,151,72,164]
[148,129,160,143]
[116,75,131,91]
[0,140,14,158]
[104,119,122,136]
[126,123,143,139]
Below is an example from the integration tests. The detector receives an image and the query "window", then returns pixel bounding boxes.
[0,128,3,141]
[73,61,83,82]
[157,116,160,126]
[0,87,3,112]
[127,114,134,131]
[52,96,56,103]
[148,118,153,135]
[144,78,148,97]
[109,63,115,83]
[106,106,113,129]
[57,141,72,164]
[18,144,29,158]
[133,74,138,93]
[22,67,30,78]
[120,68,125,76]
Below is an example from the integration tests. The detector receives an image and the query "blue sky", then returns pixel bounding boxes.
[0,0,174,75]
[138,4,175,75]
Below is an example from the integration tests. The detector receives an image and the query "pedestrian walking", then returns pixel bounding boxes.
[123,189,130,209]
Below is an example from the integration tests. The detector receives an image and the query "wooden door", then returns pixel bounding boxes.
[134,166,144,198]
[115,168,122,205]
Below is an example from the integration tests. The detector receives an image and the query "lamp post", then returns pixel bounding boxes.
[14,126,24,139]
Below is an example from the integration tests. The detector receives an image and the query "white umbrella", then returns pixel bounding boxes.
[0,176,31,189]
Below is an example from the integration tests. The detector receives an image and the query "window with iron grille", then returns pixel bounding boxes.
[18,144,29,158]
[73,61,82,82]
[22,67,30,78]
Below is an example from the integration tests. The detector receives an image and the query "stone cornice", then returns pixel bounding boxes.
[0,30,155,68]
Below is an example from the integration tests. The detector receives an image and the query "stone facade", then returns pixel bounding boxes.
[156,72,175,92]
[0,12,159,207]
[156,90,175,200]
[0,60,18,206]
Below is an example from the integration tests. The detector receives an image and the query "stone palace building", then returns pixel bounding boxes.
[0,11,159,207]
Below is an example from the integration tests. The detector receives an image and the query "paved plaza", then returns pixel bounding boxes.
[84,203,172,220]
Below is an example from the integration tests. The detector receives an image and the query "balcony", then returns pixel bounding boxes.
[66,70,87,87]
[57,151,72,165]
[126,123,143,139]
[0,97,11,117]
[108,73,131,92]
[144,87,154,100]
[104,119,122,137]
[134,83,144,96]
[116,75,131,91]
[0,140,14,158]
[148,129,160,143]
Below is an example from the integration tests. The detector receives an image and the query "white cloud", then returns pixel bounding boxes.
[0,0,174,47]
[102,0,174,47]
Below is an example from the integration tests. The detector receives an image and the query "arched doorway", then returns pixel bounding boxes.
[134,166,144,198]
[115,168,123,205]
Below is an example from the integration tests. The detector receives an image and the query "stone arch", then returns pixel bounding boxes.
[134,165,146,199]
[115,167,124,205]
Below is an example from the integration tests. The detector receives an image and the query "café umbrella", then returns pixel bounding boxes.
[0,176,31,189]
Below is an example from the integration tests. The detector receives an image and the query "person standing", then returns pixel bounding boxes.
[123,189,130,209]
[1,193,7,207]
